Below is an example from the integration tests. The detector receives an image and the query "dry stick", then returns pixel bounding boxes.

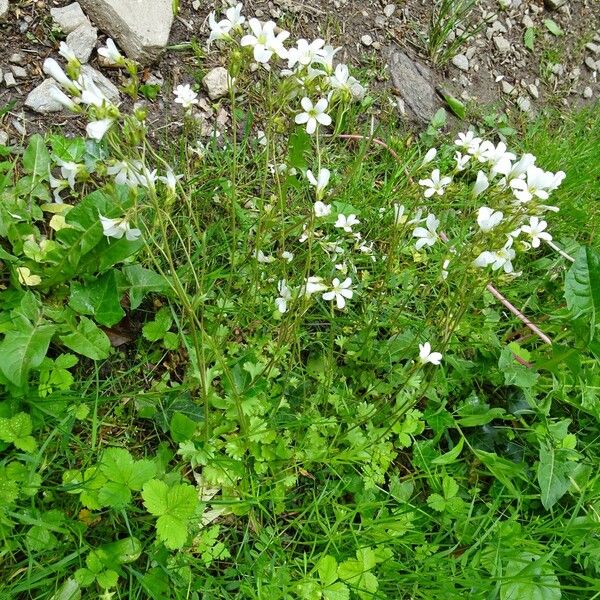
[336,133,552,347]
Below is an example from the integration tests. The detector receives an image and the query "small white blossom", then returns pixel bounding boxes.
[306,168,330,199]
[413,213,439,250]
[43,58,78,93]
[58,42,79,64]
[295,97,331,135]
[454,152,470,171]
[256,250,275,263]
[477,207,504,232]
[474,238,516,273]
[312,45,341,75]
[158,169,183,193]
[481,141,516,177]
[394,203,407,226]
[422,148,437,166]
[419,342,442,366]
[174,84,198,110]
[56,160,83,190]
[322,277,353,309]
[328,63,365,100]
[521,216,552,248]
[303,276,328,295]
[418,169,452,198]
[334,213,360,233]
[47,86,77,111]
[275,279,292,313]
[314,201,332,217]
[281,251,294,262]
[288,38,325,69]
[455,131,482,153]
[241,19,289,63]
[99,215,142,241]
[86,118,114,141]
[473,171,490,197]
[98,38,124,64]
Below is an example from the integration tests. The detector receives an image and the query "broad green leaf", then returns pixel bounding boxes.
[50,135,86,162]
[99,537,142,566]
[97,481,131,508]
[23,134,50,179]
[70,272,125,327]
[74,568,95,587]
[122,265,171,310]
[156,514,189,550]
[537,444,573,509]
[99,447,156,490]
[431,108,447,129]
[432,436,464,465]
[443,93,466,120]
[323,582,350,600]
[524,27,535,51]
[318,556,339,587]
[544,19,563,36]
[60,317,111,360]
[143,307,172,342]
[473,449,525,496]
[0,412,37,452]
[142,479,170,515]
[427,493,446,512]
[565,246,600,336]
[170,412,197,442]
[0,321,56,387]
[501,553,561,600]
[96,569,119,589]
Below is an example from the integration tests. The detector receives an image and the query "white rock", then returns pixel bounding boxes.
[80,64,120,102]
[583,86,593,98]
[0,0,8,20]
[452,54,469,71]
[4,72,17,88]
[493,36,511,53]
[50,3,89,34]
[361,34,373,46]
[66,22,98,63]
[10,65,27,79]
[202,67,230,100]
[192,0,200,9]
[516,96,531,112]
[0,131,8,146]
[79,0,174,64]
[384,4,396,17]
[9,52,25,64]
[528,83,539,98]
[522,15,534,29]
[501,80,515,94]
[25,79,68,113]
[585,56,599,72]
[586,42,600,56]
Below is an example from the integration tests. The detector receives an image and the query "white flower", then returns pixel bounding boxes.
[158,169,183,192]
[474,238,515,273]
[99,215,141,241]
[223,3,245,28]
[49,172,69,203]
[508,153,536,180]
[241,19,289,63]
[79,75,109,107]
[56,159,83,190]
[275,279,292,313]
[455,131,482,153]
[47,85,77,111]
[257,130,267,146]
[295,97,331,135]
[422,148,437,166]
[547,171,566,192]
[481,141,516,177]
[328,64,365,100]
[306,168,330,199]
[394,203,406,226]
[107,160,139,187]
[510,165,554,203]
[58,42,79,64]
[334,213,360,232]
[97,38,124,64]
[418,169,452,198]
[256,250,275,263]
[413,213,439,250]
[288,38,325,69]
[312,45,341,74]
[322,277,353,309]
[419,342,442,365]
[281,251,294,262]
[454,151,470,171]
[174,84,198,110]
[473,170,490,197]
[303,276,328,295]
[208,12,232,45]
[442,259,450,280]
[314,201,332,217]
[43,58,78,93]
[135,167,158,189]
[86,118,114,141]
[477,207,504,232]
[521,216,552,248]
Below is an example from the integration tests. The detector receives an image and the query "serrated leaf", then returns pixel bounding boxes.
[23,134,50,179]
[318,556,339,587]
[524,27,535,51]
[96,569,118,589]
[122,265,171,310]
[0,413,35,452]
[142,307,172,342]
[97,481,131,508]
[426,493,446,512]
[544,19,563,36]
[323,582,350,600]
[564,246,600,337]
[60,317,111,360]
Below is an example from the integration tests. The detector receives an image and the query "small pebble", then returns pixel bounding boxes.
[384,4,396,17]
[585,56,599,71]
[493,36,511,53]
[528,83,539,99]
[516,96,531,112]
[522,15,534,29]
[586,42,600,56]
[502,80,515,94]
[583,86,593,98]
[11,65,27,79]
[361,34,373,46]
[4,72,17,87]
[9,52,25,64]
[192,0,200,9]
[452,54,469,71]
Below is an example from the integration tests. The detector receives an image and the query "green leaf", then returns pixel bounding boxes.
[0,413,36,452]
[432,436,464,465]
[74,568,95,587]
[170,412,197,442]
[426,493,446,512]
[96,569,119,589]
[23,134,50,179]
[443,93,466,120]
[544,19,563,36]
[524,27,535,51]
[60,317,111,360]
[537,444,573,510]
[565,246,600,337]
[431,108,447,129]
[50,135,86,162]
[99,536,142,565]
[122,265,171,310]
[473,449,525,496]
[143,307,172,342]
[318,556,339,587]
[0,321,56,387]
[70,272,125,327]
[501,553,561,600]
[49,578,81,600]
[97,481,131,508]
[323,582,350,600]
[142,479,198,549]
[99,448,156,490]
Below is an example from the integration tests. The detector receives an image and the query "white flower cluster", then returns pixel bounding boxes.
[406,131,565,277]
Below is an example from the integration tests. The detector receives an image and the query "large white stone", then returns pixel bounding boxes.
[25,79,67,113]
[0,0,9,21]
[203,67,231,100]
[78,0,173,64]
[66,22,98,63]
[50,3,89,34]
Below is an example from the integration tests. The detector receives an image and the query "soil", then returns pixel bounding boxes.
[0,0,598,142]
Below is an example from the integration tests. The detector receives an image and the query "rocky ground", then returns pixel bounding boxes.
[0,0,599,145]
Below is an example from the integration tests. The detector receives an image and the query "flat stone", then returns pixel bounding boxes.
[0,131,8,146]
[25,78,68,113]
[388,48,444,125]
[66,22,98,63]
[544,0,567,9]
[10,65,27,79]
[583,86,593,98]
[585,56,599,71]
[0,0,8,20]
[202,67,230,100]
[79,0,174,64]
[516,96,531,112]
[493,36,511,53]
[361,34,373,46]
[501,80,515,94]
[384,4,396,17]
[50,3,89,34]
[80,64,120,102]
[4,72,17,88]
[586,42,600,56]
[528,83,539,98]
[9,53,25,64]
[452,54,469,71]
